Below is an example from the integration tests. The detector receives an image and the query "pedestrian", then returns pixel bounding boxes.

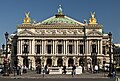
[16,65,20,75]
[44,65,48,74]
[13,66,16,76]
[38,64,41,74]
[23,65,27,73]
[62,64,66,74]
[112,68,116,77]
[94,65,98,73]
[72,64,76,77]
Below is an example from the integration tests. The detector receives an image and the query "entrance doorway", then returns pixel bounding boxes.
[68,58,74,67]
[23,57,29,68]
[35,58,41,65]
[57,58,63,67]
[47,58,52,67]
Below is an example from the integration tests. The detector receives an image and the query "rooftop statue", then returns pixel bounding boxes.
[58,5,63,14]
[91,12,95,18]
[89,12,97,24]
[23,12,31,24]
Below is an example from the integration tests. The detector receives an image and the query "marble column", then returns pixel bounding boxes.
[32,39,35,55]
[88,40,90,54]
[64,40,65,55]
[21,40,23,55]
[98,40,100,54]
[17,40,20,54]
[42,40,44,54]
[44,41,46,54]
[53,40,55,55]
[74,40,76,54]
[76,40,78,55]
[100,40,102,54]
[86,40,88,54]
[65,41,67,55]
[29,40,31,54]
[55,41,56,55]
[89,40,91,54]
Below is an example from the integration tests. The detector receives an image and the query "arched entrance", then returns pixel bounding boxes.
[57,58,63,67]
[47,58,52,67]
[35,58,41,65]
[23,57,29,68]
[79,58,83,66]
[68,58,74,67]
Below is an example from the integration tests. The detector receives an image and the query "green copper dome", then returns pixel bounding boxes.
[35,5,84,26]
[40,15,84,26]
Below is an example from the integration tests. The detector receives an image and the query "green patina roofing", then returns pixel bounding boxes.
[36,5,84,26]
[40,16,84,26]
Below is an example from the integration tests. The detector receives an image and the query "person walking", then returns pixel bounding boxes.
[62,65,66,74]
[44,65,48,74]
[94,65,98,73]
[72,64,76,77]
[38,64,41,74]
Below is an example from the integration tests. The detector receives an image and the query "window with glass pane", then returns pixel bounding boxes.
[92,44,96,53]
[23,44,28,53]
[80,45,83,54]
[58,45,62,54]
[37,45,40,54]
[69,45,72,54]
[102,46,105,54]
[47,45,51,54]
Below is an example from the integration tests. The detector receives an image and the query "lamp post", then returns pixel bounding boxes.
[3,32,9,76]
[83,23,86,73]
[108,32,112,77]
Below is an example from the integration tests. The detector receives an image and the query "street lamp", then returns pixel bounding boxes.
[5,32,9,58]
[83,21,87,73]
[107,32,112,77]
[3,32,9,76]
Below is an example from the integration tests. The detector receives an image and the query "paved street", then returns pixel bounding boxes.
[0,71,108,78]
[0,78,116,81]
[0,71,118,81]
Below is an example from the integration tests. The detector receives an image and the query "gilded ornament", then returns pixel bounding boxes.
[89,12,97,24]
[23,12,31,24]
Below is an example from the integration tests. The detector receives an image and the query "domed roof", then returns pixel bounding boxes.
[38,15,84,26]
[34,5,84,26]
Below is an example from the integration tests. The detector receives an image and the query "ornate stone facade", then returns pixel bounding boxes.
[16,6,111,70]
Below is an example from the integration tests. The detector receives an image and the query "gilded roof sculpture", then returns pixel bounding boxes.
[23,12,31,24]
[89,12,97,24]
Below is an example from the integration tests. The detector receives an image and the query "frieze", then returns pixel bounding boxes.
[87,29,102,36]
[18,29,35,36]
[34,29,84,36]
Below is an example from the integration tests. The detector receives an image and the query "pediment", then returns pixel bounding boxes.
[87,29,102,36]
[17,29,35,36]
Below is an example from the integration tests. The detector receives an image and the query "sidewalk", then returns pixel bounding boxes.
[0,71,110,79]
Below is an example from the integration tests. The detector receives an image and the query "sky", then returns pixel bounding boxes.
[0,0,120,47]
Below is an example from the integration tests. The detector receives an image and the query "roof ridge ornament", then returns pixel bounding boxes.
[58,5,63,14]
[89,12,97,25]
[23,12,31,24]
[55,5,64,18]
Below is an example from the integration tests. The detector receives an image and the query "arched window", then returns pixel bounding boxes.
[92,44,96,53]
[57,58,63,67]
[68,58,74,67]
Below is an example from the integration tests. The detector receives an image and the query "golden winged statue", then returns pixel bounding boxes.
[23,12,31,24]
[89,12,97,24]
